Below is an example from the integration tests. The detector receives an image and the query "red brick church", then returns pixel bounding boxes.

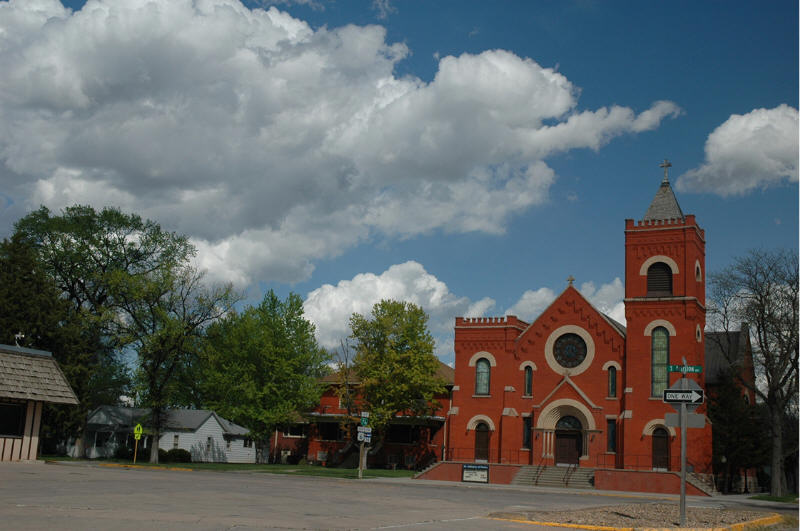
[445,166,713,478]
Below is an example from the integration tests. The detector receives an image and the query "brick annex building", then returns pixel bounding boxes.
[445,170,715,477]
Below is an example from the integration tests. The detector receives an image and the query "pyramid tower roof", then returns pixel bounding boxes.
[643,163,684,221]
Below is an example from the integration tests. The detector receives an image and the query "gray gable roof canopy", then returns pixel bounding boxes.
[643,178,684,222]
[0,344,79,405]
[87,405,250,436]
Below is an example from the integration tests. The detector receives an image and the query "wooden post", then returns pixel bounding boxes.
[358,441,364,479]
[133,438,139,464]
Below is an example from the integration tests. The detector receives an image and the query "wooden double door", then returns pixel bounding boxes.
[555,431,581,465]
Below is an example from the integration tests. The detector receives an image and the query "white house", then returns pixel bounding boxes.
[160,409,255,464]
[85,406,255,463]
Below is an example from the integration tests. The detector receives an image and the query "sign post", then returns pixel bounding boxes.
[358,412,369,479]
[133,423,143,464]
[663,363,704,528]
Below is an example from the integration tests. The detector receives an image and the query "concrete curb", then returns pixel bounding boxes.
[98,462,193,472]
[44,460,192,472]
[489,512,784,531]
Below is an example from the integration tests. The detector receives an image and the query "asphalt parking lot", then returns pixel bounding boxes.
[0,462,792,530]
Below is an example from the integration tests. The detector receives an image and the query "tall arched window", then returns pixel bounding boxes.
[608,366,617,398]
[523,366,533,396]
[475,358,490,395]
[651,327,669,396]
[647,262,673,296]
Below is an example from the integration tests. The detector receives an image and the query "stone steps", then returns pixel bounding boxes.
[513,465,595,489]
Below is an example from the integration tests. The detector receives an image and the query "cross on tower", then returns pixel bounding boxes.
[659,159,672,182]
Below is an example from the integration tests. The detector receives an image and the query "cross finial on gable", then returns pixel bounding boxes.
[659,159,672,183]
[567,275,575,286]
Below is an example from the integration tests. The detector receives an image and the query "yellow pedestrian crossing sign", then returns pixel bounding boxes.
[134,423,143,440]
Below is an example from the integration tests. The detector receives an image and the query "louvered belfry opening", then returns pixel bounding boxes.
[647,262,673,296]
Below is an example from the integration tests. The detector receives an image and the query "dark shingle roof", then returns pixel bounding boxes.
[87,406,249,436]
[704,329,748,384]
[0,345,79,405]
[643,179,684,222]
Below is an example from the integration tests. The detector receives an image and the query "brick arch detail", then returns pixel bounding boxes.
[466,415,496,431]
[519,361,537,371]
[602,361,621,371]
[536,399,596,431]
[468,351,496,367]
[644,319,677,336]
[642,419,676,438]
[639,255,679,275]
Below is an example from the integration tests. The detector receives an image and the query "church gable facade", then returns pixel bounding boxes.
[447,171,712,475]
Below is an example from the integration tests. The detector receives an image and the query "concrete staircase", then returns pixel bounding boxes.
[687,472,718,496]
[512,465,595,489]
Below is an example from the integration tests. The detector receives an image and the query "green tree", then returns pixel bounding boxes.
[349,300,445,436]
[109,262,238,463]
[709,248,799,496]
[197,291,329,461]
[0,234,103,446]
[13,205,197,454]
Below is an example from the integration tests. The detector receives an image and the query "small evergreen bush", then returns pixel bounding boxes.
[165,448,191,463]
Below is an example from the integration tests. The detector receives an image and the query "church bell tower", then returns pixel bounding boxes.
[621,160,710,472]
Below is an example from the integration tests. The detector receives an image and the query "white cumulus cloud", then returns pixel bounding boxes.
[676,105,798,196]
[0,0,679,286]
[303,261,484,362]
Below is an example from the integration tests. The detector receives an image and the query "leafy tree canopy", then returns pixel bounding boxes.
[198,291,329,447]
[349,300,445,433]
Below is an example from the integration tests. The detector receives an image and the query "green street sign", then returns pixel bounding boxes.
[134,423,143,440]
[668,364,702,374]
[360,417,369,426]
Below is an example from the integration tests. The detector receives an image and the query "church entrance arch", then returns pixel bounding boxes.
[652,427,670,470]
[555,415,582,466]
[474,422,490,462]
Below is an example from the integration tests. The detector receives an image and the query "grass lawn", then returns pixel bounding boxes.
[40,456,416,479]
[748,494,799,503]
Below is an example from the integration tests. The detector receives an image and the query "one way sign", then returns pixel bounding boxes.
[663,389,704,405]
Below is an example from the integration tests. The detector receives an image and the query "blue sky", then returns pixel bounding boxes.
[0,0,797,363]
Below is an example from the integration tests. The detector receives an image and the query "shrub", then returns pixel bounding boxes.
[114,446,133,460]
[165,448,191,463]
[158,448,168,462]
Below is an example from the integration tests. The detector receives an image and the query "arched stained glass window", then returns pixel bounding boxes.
[475,358,490,395]
[523,366,533,396]
[608,366,617,398]
[556,415,582,431]
[651,327,669,396]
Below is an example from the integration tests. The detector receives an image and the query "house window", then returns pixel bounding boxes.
[652,327,669,396]
[206,436,212,453]
[475,358,490,395]
[647,262,673,296]
[318,422,341,441]
[283,424,306,438]
[173,434,179,449]
[523,366,533,396]
[0,403,25,437]
[522,416,532,449]
[608,366,617,398]
[226,439,231,450]
[243,438,253,448]
[607,419,616,453]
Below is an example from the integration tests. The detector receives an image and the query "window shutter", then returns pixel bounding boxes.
[647,263,673,296]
